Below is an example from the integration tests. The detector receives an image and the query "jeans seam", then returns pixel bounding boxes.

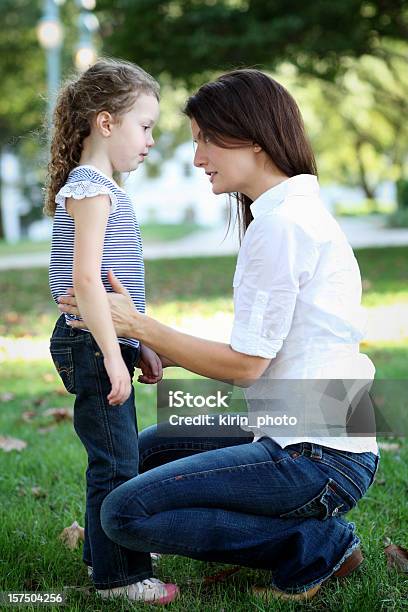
[324,450,377,473]
[81,343,128,584]
[140,443,220,467]
[94,570,153,590]
[151,457,292,485]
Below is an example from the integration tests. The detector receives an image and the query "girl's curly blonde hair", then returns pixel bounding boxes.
[44,57,160,217]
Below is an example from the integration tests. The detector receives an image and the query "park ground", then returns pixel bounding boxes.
[0,247,407,611]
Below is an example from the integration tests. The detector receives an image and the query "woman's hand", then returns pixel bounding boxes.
[58,269,143,338]
[137,345,163,384]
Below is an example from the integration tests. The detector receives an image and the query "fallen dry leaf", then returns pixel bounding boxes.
[38,425,57,435]
[378,442,401,452]
[375,478,386,486]
[21,411,37,423]
[0,435,27,452]
[31,486,47,499]
[0,392,15,402]
[384,543,408,573]
[59,521,85,550]
[43,407,73,422]
[43,373,55,383]
[203,566,241,584]
[33,398,46,407]
[4,311,20,323]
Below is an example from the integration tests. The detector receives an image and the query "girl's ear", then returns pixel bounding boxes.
[95,111,114,137]
[253,143,262,153]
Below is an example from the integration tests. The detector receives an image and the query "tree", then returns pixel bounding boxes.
[284,42,408,202]
[96,0,408,83]
[0,0,86,239]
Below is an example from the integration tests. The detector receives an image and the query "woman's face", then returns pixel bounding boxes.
[190,118,258,197]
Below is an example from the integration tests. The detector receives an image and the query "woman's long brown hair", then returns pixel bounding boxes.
[183,69,317,239]
[44,57,159,217]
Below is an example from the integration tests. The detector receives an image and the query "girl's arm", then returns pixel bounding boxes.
[67,196,131,405]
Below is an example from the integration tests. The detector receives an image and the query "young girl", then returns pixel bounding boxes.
[46,58,179,605]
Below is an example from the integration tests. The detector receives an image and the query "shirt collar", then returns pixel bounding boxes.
[250,174,319,219]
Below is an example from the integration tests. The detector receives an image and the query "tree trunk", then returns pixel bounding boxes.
[355,139,377,200]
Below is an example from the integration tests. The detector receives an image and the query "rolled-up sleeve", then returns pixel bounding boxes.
[230,215,319,358]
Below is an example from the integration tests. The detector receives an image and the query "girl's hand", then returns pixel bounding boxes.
[104,353,132,405]
[137,345,163,384]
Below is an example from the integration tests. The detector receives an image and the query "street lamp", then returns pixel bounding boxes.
[75,0,99,72]
[37,0,65,135]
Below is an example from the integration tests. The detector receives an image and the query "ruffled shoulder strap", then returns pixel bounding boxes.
[55,180,118,213]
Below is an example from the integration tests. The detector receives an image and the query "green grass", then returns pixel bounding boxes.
[140,222,206,242]
[0,239,51,257]
[0,247,407,610]
[1,360,407,610]
[0,247,407,337]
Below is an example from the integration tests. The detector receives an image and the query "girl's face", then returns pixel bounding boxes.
[190,118,258,197]
[109,93,160,173]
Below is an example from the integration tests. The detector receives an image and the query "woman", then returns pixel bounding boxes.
[58,69,380,601]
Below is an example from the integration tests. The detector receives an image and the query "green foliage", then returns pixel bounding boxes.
[95,0,408,82]
[271,42,408,200]
[387,209,408,228]
[396,178,408,210]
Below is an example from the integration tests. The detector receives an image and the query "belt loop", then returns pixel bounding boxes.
[310,443,323,459]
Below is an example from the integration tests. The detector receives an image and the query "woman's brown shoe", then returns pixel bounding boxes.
[253,547,364,602]
[333,546,364,578]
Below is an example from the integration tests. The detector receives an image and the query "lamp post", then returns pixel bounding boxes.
[75,0,99,72]
[37,0,65,136]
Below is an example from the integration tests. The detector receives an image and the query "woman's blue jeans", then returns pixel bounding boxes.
[101,422,380,594]
[50,315,153,589]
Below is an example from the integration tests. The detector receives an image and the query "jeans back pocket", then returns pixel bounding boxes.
[279,477,357,521]
[50,346,75,394]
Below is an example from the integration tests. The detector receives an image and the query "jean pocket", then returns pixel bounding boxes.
[279,478,357,521]
[120,345,140,379]
[50,346,75,394]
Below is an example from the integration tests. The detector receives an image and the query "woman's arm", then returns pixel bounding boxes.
[67,196,131,404]
[58,270,270,385]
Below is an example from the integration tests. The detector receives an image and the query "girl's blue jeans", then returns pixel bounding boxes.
[50,315,152,590]
[101,422,380,594]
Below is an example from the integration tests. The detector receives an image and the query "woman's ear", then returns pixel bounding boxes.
[253,143,262,153]
[95,111,114,137]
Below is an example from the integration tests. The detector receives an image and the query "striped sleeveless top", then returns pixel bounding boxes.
[49,164,145,349]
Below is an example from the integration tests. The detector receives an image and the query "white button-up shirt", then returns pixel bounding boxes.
[230,174,378,454]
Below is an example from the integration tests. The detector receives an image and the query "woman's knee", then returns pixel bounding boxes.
[100,480,147,544]
[100,488,124,543]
